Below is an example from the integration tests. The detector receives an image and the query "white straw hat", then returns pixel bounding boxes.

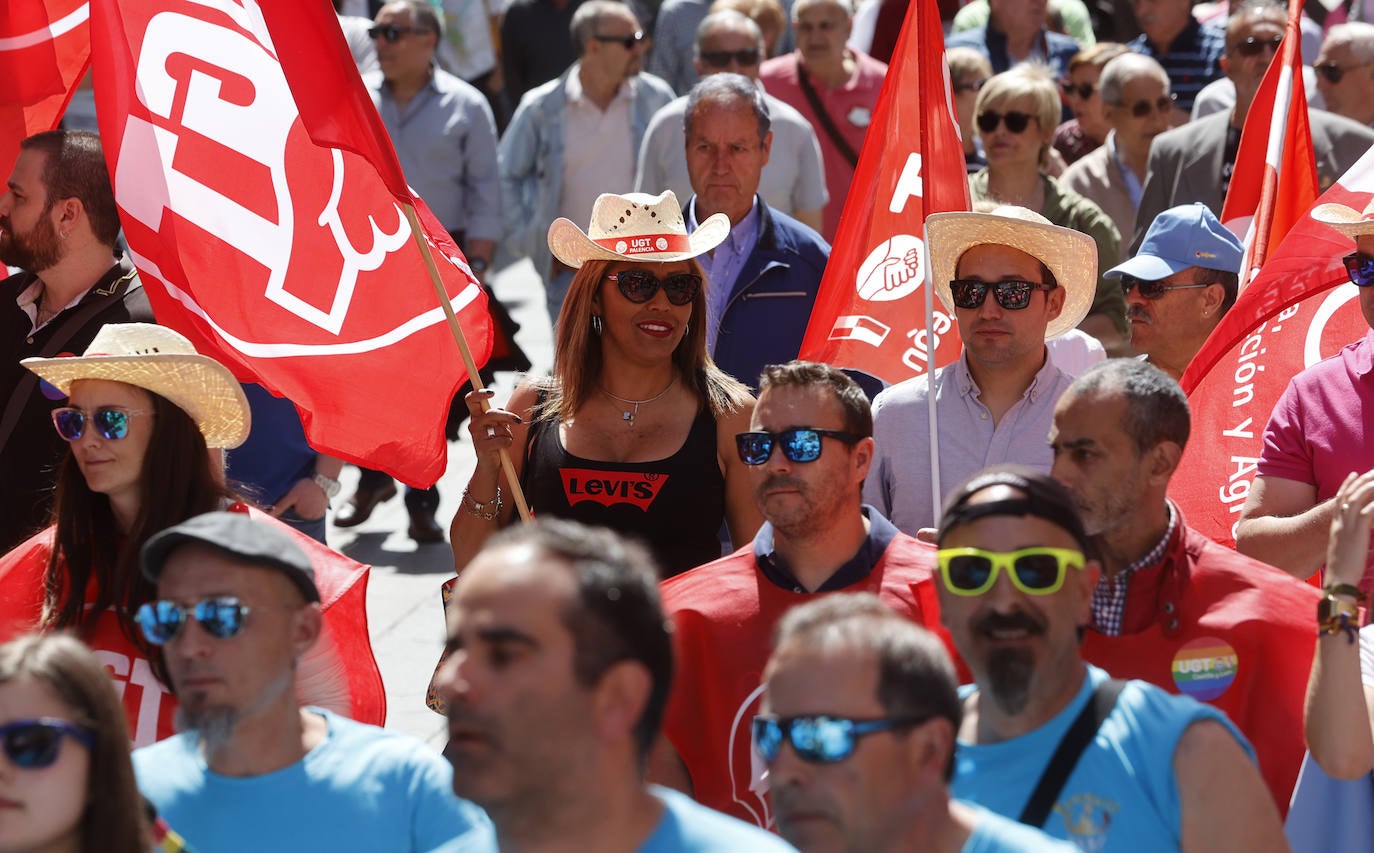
[926,206,1097,340]
[22,323,251,448]
[547,190,731,268]
[1312,197,1374,237]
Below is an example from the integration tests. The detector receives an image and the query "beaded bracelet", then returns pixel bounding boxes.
[461,487,502,521]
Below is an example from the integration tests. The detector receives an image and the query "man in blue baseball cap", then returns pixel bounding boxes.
[1105,202,1243,380]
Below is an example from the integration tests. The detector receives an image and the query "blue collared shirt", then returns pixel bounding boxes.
[754,506,899,593]
[689,196,762,353]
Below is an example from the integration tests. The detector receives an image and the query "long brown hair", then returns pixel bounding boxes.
[0,633,152,852]
[42,388,233,658]
[538,257,751,422]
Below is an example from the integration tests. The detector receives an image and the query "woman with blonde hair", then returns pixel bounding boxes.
[450,191,762,578]
[971,63,1129,354]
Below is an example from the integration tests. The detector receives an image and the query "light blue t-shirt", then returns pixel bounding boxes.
[953,665,1251,852]
[133,707,489,853]
[431,785,797,852]
[962,802,1079,852]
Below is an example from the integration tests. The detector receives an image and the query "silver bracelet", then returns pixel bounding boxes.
[461,486,502,521]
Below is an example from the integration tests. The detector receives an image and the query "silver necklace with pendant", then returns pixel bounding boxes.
[601,376,675,426]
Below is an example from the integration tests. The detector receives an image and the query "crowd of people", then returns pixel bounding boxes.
[3,0,1374,849]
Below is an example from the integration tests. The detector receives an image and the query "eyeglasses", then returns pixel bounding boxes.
[1060,81,1096,99]
[976,110,1036,134]
[1231,33,1283,57]
[593,30,646,50]
[1119,93,1177,118]
[367,24,431,42]
[605,270,702,306]
[949,279,1056,310]
[937,546,1085,596]
[50,406,149,442]
[0,719,93,769]
[954,78,987,94]
[752,715,925,763]
[736,428,863,465]
[1316,61,1374,84]
[135,597,254,645]
[1342,252,1374,288]
[699,48,761,68]
[1119,274,1214,300]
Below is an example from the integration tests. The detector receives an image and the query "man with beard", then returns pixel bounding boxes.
[131,512,486,853]
[1049,359,1318,813]
[0,130,153,552]
[430,519,794,852]
[650,361,948,828]
[934,466,1285,851]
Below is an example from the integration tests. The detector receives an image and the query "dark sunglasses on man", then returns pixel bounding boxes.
[1231,33,1283,57]
[1118,92,1177,118]
[1343,252,1374,288]
[975,110,1036,134]
[367,24,430,42]
[700,49,761,68]
[604,269,702,305]
[937,546,1085,596]
[136,597,259,645]
[1315,61,1374,84]
[751,714,929,763]
[735,427,863,466]
[593,30,646,50]
[1118,273,1214,300]
[949,278,1056,311]
[1060,80,1095,100]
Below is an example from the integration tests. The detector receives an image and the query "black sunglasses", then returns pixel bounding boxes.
[605,270,702,306]
[1232,33,1283,57]
[752,715,925,763]
[736,428,863,465]
[1119,93,1177,118]
[367,24,431,42]
[700,48,761,68]
[136,597,255,645]
[1342,252,1374,288]
[954,78,987,94]
[1060,81,1096,99]
[1119,273,1214,300]
[50,406,149,442]
[1315,62,1371,84]
[0,719,93,769]
[976,110,1036,134]
[593,30,646,49]
[949,279,1056,311]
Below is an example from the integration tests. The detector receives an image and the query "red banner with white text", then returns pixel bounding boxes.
[0,1,91,177]
[88,0,492,487]
[797,0,969,383]
[1171,151,1374,547]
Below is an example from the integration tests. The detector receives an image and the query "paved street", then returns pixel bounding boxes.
[328,259,553,749]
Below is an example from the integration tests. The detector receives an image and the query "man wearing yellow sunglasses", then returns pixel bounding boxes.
[933,466,1285,852]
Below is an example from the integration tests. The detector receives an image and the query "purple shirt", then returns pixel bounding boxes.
[689,197,761,354]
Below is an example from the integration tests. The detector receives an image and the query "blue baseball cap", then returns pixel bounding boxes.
[1105,203,1244,281]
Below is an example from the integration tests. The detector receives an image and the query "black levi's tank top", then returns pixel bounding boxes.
[520,407,726,578]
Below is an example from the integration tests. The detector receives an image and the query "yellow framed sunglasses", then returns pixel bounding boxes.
[936,547,1085,596]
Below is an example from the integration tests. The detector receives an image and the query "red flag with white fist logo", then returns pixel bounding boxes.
[88,0,493,487]
[797,0,969,383]
[0,0,91,177]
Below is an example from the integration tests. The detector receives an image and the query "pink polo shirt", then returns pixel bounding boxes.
[760,49,887,241]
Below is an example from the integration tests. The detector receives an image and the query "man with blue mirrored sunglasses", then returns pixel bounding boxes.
[934,466,1284,852]
[131,512,490,853]
[757,593,1075,852]
[653,362,948,828]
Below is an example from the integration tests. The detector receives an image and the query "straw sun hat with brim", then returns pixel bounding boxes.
[1311,198,1374,238]
[926,206,1097,340]
[547,190,731,268]
[22,323,251,449]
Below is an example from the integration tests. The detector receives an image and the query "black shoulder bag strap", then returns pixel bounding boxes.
[1017,678,1128,829]
[795,69,861,169]
[0,270,144,449]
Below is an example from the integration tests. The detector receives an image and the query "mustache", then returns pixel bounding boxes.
[760,475,806,493]
[972,609,1046,638]
[1126,305,1152,324]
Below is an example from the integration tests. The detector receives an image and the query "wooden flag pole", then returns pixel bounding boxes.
[402,202,532,522]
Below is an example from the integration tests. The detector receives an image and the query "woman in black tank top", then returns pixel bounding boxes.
[449,191,764,579]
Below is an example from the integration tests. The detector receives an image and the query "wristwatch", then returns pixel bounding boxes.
[312,472,342,499]
[1317,588,1362,643]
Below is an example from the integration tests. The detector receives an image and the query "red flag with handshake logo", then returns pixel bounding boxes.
[0,0,91,177]
[88,0,493,487]
[797,0,969,383]
[1170,150,1374,548]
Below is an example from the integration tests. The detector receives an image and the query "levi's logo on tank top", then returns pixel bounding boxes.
[560,469,668,510]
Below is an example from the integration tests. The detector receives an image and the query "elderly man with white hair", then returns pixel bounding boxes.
[1316,22,1374,127]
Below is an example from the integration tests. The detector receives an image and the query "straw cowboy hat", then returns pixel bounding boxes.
[926,205,1097,340]
[22,323,251,448]
[547,190,731,268]
[1311,197,1374,237]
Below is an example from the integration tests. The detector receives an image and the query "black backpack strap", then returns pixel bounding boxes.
[795,69,861,169]
[1017,678,1127,829]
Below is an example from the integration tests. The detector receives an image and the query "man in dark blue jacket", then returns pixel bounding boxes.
[682,73,831,391]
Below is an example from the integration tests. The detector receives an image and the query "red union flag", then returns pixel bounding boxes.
[1170,150,1374,548]
[1219,0,1316,279]
[88,0,493,487]
[0,1,91,177]
[797,0,969,383]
